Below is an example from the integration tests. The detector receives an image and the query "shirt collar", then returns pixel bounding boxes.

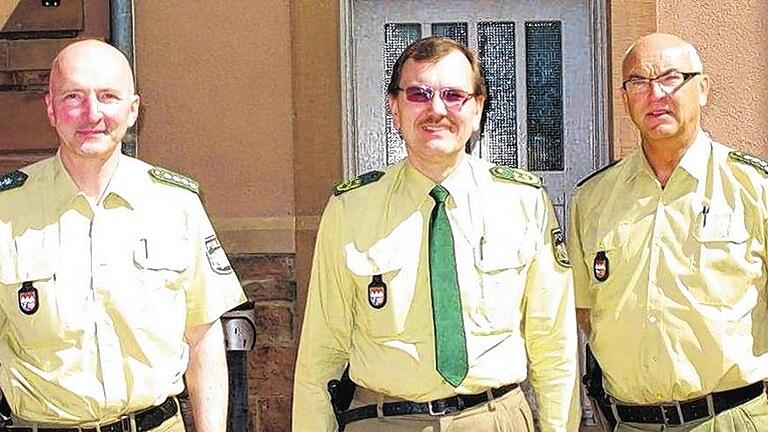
[101,155,140,210]
[50,152,86,213]
[400,155,472,209]
[623,129,711,185]
[400,158,439,209]
[676,129,711,184]
[51,152,139,212]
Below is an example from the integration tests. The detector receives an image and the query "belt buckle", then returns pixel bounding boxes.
[118,416,131,432]
[660,402,684,426]
[427,400,447,416]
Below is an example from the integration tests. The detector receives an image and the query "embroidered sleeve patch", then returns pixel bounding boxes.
[205,235,234,275]
[551,227,571,267]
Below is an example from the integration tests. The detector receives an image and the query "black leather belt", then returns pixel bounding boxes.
[342,383,518,426]
[613,382,765,426]
[4,396,179,432]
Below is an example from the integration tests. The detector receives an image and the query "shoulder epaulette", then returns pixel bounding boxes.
[0,170,28,193]
[729,151,768,176]
[149,166,200,194]
[333,170,385,196]
[489,165,542,188]
[576,160,621,187]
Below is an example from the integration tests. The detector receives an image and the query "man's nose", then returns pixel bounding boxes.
[648,81,668,100]
[83,93,103,122]
[429,92,449,115]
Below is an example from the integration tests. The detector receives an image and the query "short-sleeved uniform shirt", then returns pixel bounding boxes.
[569,131,768,404]
[0,154,246,425]
[293,155,579,432]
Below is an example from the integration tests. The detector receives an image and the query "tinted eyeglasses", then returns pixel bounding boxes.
[396,85,477,109]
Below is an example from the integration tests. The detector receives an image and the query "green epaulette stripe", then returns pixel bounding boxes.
[149,167,200,194]
[0,170,28,192]
[577,159,620,187]
[334,170,385,196]
[489,165,542,188]
[729,151,768,175]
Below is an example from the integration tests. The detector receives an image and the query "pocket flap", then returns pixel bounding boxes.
[474,225,538,272]
[133,236,191,272]
[692,212,749,243]
[345,243,402,276]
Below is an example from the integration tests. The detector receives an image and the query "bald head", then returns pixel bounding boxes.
[622,33,703,79]
[49,39,136,95]
[45,39,140,165]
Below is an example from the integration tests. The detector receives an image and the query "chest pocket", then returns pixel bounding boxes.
[690,211,752,305]
[580,223,630,315]
[133,233,192,291]
[0,266,82,352]
[473,225,537,332]
[345,244,415,339]
[0,230,83,352]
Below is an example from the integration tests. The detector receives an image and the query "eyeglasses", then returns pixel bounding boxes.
[396,85,477,109]
[622,71,701,95]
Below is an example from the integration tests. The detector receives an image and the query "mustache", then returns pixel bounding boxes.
[417,115,453,128]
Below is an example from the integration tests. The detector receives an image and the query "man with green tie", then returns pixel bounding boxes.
[293,36,579,432]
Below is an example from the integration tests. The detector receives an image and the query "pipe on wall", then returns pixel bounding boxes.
[109,0,137,157]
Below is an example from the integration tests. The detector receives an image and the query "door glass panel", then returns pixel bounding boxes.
[477,21,517,166]
[525,20,564,171]
[431,22,468,46]
[384,23,422,165]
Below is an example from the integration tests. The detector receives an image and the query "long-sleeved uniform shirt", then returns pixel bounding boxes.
[294,155,579,431]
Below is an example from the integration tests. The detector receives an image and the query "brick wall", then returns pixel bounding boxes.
[234,254,296,432]
[180,254,296,432]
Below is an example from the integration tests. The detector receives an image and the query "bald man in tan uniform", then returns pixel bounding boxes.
[0,40,246,432]
[570,33,768,431]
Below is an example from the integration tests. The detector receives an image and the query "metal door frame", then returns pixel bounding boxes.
[339,0,611,179]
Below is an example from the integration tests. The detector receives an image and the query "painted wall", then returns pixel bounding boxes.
[610,0,768,159]
[658,0,768,157]
[134,1,296,254]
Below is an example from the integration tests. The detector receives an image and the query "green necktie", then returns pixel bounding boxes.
[428,185,468,387]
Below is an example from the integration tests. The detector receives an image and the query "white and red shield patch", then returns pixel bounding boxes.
[18,282,39,315]
[367,275,387,309]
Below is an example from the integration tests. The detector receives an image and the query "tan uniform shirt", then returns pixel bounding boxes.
[0,155,246,425]
[569,131,768,404]
[293,156,579,432]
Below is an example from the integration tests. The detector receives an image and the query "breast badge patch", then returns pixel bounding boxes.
[551,228,571,267]
[205,235,234,275]
[593,251,609,282]
[368,275,387,309]
[18,281,39,315]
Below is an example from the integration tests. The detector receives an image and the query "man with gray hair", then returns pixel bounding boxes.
[570,32,768,430]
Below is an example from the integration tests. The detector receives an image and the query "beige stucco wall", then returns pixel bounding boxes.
[134,1,296,253]
[610,0,768,159]
[658,0,768,157]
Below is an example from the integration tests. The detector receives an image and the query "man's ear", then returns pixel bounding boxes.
[127,94,140,127]
[698,74,709,107]
[44,92,56,128]
[387,94,401,129]
[472,95,485,132]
